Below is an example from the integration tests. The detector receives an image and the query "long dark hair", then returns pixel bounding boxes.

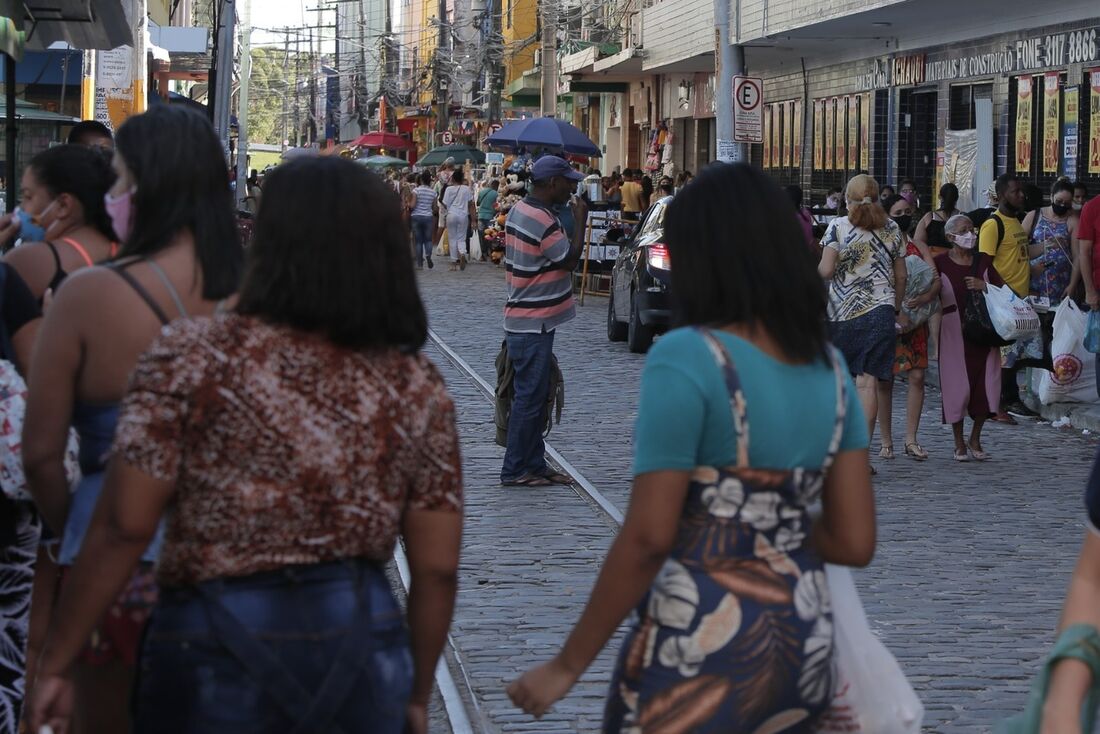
[113,105,242,299]
[665,163,828,364]
[236,156,427,351]
[27,144,116,240]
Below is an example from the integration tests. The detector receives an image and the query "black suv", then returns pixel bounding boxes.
[606,196,672,353]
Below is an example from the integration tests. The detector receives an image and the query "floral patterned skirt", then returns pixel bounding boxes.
[894,323,929,374]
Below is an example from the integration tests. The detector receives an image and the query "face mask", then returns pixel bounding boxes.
[105,188,135,244]
[1074,202,1084,211]
[891,215,913,233]
[825,195,840,209]
[14,206,46,242]
[952,232,977,250]
[901,191,916,204]
[1052,202,1072,217]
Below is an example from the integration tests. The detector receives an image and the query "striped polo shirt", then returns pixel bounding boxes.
[503,197,576,334]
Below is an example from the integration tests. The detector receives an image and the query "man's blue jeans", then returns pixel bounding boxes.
[501,330,555,482]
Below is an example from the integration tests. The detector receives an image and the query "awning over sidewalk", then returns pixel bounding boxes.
[22,0,132,54]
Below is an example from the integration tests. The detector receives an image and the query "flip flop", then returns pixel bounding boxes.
[954,449,970,462]
[501,474,553,487]
[904,443,929,461]
[968,444,990,461]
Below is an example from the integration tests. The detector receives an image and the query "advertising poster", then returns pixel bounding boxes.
[836,97,847,171]
[782,101,793,168]
[1064,88,1078,181]
[848,95,859,172]
[813,100,822,170]
[1042,72,1060,174]
[825,97,834,170]
[1016,75,1033,174]
[774,102,783,168]
[793,99,803,169]
[1090,70,1100,175]
[763,104,771,168]
[860,93,871,171]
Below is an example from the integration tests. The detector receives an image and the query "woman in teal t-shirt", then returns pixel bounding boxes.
[508,163,876,732]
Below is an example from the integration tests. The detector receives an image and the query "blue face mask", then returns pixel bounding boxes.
[15,206,46,242]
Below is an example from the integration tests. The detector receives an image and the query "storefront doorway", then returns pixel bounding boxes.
[898,88,938,210]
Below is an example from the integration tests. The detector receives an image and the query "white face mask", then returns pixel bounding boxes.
[1074,202,1084,211]
[952,231,977,250]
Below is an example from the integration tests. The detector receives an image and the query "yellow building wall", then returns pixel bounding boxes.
[502,0,536,87]
[418,0,439,106]
[148,0,171,26]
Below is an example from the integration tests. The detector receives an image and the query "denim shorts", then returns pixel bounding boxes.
[133,559,412,734]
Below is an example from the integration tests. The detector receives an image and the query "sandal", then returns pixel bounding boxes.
[501,474,553,487]
[991,411,1017,425]
[968,443,990,462]
[904,443,929,461]
[953,449,970,462]
[541,471,573,485]
[878,444,895,460]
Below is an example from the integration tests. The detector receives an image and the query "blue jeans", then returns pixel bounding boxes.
[501,330,555,482]
[410,215,434,264]
[134,560,412,734]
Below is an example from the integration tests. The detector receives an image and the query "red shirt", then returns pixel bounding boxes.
[1080,197,1100,290]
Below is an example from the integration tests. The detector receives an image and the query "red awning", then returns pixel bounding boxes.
[349,131,413,150]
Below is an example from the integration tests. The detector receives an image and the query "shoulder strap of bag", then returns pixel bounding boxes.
[820,346,849,475]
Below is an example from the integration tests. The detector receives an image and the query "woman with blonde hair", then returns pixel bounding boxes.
[819,174,908,471]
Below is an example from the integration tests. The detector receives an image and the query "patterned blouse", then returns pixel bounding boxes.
[822,216,904,322]
[114,314,463,587]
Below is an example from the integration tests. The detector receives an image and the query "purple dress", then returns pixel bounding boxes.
[935,253,1003,423]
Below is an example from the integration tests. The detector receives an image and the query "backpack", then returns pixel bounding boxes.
[494,339,564,447]
[968,207,1004,245]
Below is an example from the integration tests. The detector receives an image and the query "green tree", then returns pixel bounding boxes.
[246,47,292,146]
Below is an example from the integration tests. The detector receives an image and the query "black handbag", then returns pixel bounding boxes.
[961,256,1014,348]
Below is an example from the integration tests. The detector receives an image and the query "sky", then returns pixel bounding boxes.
[251,0,320,49]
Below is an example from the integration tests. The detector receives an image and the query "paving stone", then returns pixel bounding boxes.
[417,262,1097,732]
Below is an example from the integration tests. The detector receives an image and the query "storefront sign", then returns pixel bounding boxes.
[813,100,823,170]
[762,104,771,168]
[1042,72,1060,174]
[770,103,781,168]
[793,99,803,169]
[847,95,859,172]
[783,101,793,167]
[860,93,871,171]
[1063,88,1078,180]
[1090,70,1100,175]
[825,98,834,171]
[858,28,1099,90]
[1016,75,1033,174]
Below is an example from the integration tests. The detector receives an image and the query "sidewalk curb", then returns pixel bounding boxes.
[926,361,1100,433]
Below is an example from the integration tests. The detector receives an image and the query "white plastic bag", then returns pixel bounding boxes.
[985,284,1040,341]
[1039,299,1098,405]
[468,230,482,261]
[814,565,923,734]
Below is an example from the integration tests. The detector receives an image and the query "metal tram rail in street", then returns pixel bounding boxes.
[404,327,629,733]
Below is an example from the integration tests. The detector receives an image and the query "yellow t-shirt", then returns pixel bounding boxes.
[978,210,1030,297]
[621,181,643,213]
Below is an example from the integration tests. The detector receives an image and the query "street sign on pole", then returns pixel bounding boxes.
[441,130,454,144]
[733,75,763,144]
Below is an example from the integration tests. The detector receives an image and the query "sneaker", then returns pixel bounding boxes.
[1005,400,1039,418]
[427,256,434,269]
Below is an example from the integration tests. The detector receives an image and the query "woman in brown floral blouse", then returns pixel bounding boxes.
[30,156,464,734]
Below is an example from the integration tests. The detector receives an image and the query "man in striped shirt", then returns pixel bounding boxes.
[501,156,587,486]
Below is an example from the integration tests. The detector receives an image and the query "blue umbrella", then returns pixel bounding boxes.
[486,116,601,157]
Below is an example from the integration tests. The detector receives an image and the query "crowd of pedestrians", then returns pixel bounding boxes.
[1,102,1099,733]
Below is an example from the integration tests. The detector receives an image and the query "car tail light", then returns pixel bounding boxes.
[647,243,671,270]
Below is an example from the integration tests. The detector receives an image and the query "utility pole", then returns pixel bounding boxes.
[435,0,449,139]
[539,0,557,117]
[212,0,236,158]
[308,26,316,145]
[357,0,369,134]
[282,33,289,150]
[714,0,745,162]
[236,0,252,207]
[487,0,502,123]
[294,34,302,146]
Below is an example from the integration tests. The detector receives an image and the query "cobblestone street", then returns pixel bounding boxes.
[418,261,1097,733]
